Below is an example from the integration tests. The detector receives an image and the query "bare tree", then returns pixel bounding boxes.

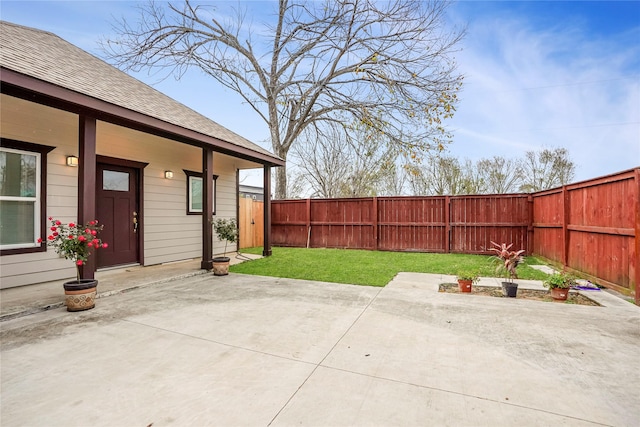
[285,169,307,199]
[103,0,464,198]
[292,125,398,198]
[408,148,575,196]
[409,155,465,195]
[519,147,575,192]
[459,158,487,195]
[476,156,523,194]
[291,129,350,198]
[376,163,408,196]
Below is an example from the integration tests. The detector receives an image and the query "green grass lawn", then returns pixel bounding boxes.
[232,247,549,287]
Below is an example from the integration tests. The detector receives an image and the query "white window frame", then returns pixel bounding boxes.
[0,147,41,250]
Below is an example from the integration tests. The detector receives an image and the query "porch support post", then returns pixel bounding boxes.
[201,147,214,270]
[263,165,272,257]
[236,169,241,249]
[78,115,97,279]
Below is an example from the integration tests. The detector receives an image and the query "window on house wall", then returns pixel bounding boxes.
[184,170,218,215]
[0,139,53,254]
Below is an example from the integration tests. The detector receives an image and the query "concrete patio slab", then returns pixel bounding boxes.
[1,317,317,426]
[122,275,381,364]
[530,264,558,275]
[1,272,639,426]
[323,274,637,426]
[273,366,599,427]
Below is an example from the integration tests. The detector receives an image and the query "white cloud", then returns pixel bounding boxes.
[446,11,640,182]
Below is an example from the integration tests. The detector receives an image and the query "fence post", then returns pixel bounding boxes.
[634,169,640,305]
[372,197,378,250]
[445,196,451,253]
[562,185,570,267]
[527,195,534,255]
[306,198,311,248]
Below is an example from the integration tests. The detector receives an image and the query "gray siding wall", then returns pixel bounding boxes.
[1,94,241,289]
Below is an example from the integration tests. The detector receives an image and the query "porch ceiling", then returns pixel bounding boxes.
[0,21,284,168]
[1,93,265,171]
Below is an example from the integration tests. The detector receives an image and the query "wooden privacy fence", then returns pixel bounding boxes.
[270,167,639,302]
[271,194,531,255]
[532,168,639,301]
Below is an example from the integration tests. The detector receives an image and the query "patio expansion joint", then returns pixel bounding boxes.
[267,285,386,426]
[310,365,613,427]
[120,318,319,367]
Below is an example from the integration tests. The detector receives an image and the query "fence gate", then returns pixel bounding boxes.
[239,197,264,249]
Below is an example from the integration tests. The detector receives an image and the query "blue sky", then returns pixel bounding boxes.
[2,1,639,188]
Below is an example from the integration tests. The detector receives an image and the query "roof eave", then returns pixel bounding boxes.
[0,67,285,167]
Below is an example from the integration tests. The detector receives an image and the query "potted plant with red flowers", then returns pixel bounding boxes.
[211,218,238,276]
[39,217,108,311]
[489,241,525,298]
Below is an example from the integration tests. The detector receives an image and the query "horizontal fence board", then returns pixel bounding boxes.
[272,195,530,255]
[532,227,564,262]
[378,224,446,252]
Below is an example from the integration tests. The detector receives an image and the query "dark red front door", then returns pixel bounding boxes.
[96,163,139,268]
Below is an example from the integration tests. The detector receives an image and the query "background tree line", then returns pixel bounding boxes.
[288,145,576,198]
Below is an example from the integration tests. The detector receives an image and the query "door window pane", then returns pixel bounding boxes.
[0,150,37,197]
[0,200,35,245]
[103,170,129,191]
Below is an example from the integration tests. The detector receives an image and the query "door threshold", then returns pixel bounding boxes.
[97,263,141,272]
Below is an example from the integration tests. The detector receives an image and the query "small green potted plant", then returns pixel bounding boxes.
[489,241,525,297]
[543,272,576,301]
[211,218,239,276]
[39,217,107,311]
[456,269,480,293]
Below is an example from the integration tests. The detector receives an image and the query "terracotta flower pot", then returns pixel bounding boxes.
[458,279,473,293]
[212,256,231,276]
[550,287,569,301]
[63,279,98,312]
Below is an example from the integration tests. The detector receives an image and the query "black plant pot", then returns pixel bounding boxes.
[501,281,518,298]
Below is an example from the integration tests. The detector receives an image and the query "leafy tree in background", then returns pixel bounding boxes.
[519,147,575,192]
[375,163,409,196]
[476,156,523,194]
[407,148,574,196]
[408,155,464,196]
[458,159,486,195]
[103,0,464,198]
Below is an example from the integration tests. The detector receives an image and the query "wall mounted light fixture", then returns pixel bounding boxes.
[66,156,79,167]
[164,170,174,179]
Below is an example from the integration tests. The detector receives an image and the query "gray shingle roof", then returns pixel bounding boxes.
[0,21,281,163]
